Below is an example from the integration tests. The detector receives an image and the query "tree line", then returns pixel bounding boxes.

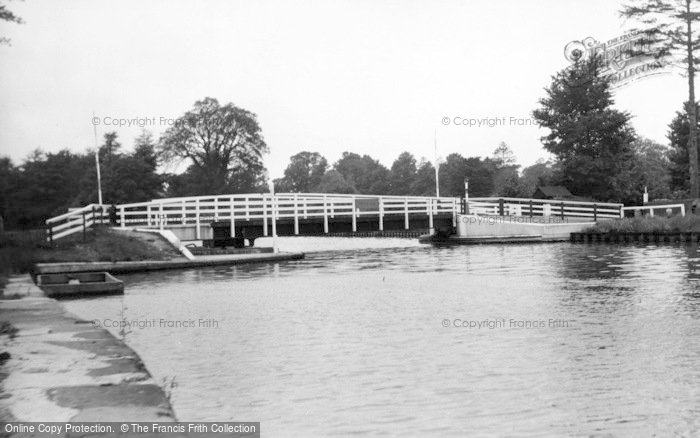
[2,56,700,230]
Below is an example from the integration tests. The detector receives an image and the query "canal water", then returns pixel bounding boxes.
[63,238,700,437]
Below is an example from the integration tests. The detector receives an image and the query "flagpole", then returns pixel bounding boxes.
[93,112,103,205]
[434,130,440,198]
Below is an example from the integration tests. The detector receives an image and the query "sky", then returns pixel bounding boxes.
[0,0,689,180]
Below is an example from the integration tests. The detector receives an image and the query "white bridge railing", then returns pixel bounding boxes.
[621,203,686,217]
[115,192,459,240]
[45,204,107,242]
[45,194,630,242]
[468,197,624,220]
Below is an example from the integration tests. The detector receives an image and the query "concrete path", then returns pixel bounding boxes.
[0,276,177,422]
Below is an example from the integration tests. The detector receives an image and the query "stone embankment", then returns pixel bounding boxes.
[0,275,177,422]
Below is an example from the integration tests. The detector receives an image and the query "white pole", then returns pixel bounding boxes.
[268,181,278,254]
[434,131,440,198]
[93,112,103,206]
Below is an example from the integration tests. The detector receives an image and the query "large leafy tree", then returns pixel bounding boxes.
[667,101,700,194]
[0,157,18,228]
[438,154,495,197]
[621,0,700,197]
[314,170,355,194]
[77,131,164,204]
[627,137,672,202]
[158,97,268,195]
[333,152,390,194]
[274,151,328,193]
[387,152,417,195]
[491,142,520,196]
[491,142,517,168]
[532,57,637,201]
[120,130,164,201]
[514,159,557,198]
[410,159,437,196]
[13,150,92,228]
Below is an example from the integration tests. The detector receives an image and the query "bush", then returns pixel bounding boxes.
[0,233,43,274]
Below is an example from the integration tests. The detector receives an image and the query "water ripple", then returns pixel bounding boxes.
[64,240,700,437]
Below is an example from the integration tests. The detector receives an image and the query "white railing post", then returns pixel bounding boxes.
[245,196,250,221]
[146,205,151,226]
[379,197,384,231]
[294,194,299,235]
[452,198,457,227]
[181,200,186,224]
[271,193,278,253]
[429,199,434,231]
[404,197,409,230]
[159,203,164,230]
[323,195,329,233]
[195,199,201,240]
[263,194,268,237]
[120,207,125,229]
[352,196,357,232]
[303,197,308,219]
[230,198,235,238]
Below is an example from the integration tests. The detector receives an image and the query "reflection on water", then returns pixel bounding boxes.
[64,240,700,437]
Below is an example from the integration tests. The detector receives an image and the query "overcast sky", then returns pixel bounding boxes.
[0,0,688,179]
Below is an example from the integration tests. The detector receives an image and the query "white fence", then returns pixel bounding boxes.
[115,193,459,239]
[45,194,631,242]
[45,204,107,242]
[467,197,623,220]
[621,203,686,217]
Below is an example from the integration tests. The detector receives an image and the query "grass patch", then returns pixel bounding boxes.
[0,227,181,275]
[33,228,180,263]
[586,215,700,233]
[0,234,42,275]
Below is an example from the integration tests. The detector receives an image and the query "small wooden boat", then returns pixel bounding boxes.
[36,272,124,298]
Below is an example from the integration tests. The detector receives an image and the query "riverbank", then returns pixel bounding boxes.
[572,215,700,243]
[34,252,305,275]
[0,228,304,423]
[0,227,183,278]
[585,215,700,233]
[0,275,178,421]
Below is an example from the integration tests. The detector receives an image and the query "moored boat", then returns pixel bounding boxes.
[36,272,124,298]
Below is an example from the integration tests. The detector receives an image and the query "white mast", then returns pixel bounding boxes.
[93,112,103,205]
[434,131,440,197]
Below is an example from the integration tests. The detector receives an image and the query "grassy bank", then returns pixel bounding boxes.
[586,215,700,233]
[0,227,181,277]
